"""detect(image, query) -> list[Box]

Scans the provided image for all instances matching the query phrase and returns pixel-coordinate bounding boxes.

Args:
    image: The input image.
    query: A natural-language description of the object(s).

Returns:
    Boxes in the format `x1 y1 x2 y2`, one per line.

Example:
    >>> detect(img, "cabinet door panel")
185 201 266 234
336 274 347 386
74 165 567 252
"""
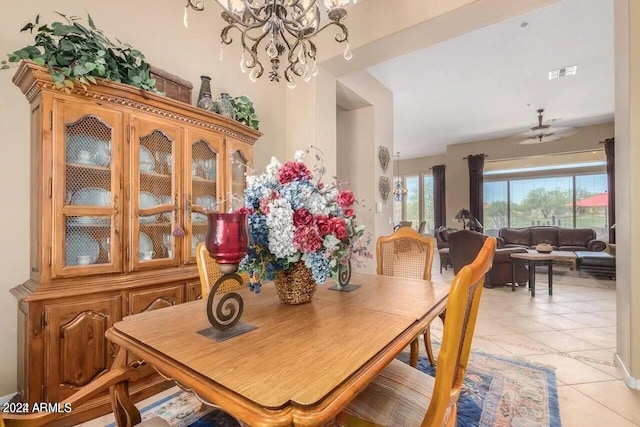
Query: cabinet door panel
130 115 181 271
225 136 253 212
184 128 223 264
128 283 184 315
45 295 121 402
52 99 124 277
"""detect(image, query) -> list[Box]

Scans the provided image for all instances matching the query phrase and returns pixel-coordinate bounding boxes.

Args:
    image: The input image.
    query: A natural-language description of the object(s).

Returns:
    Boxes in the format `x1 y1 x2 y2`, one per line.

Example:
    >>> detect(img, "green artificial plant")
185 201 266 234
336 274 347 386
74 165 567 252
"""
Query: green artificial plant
231 95 259 130
2 13 158 93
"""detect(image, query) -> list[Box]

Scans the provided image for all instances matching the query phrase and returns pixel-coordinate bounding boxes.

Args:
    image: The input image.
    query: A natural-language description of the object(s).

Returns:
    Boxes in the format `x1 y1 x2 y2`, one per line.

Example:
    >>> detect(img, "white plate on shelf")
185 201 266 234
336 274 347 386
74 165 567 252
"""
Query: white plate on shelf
140 146 155 172
66 135 111 167
139 192 160 223
66 232 99 266
191 212 207 223
68 216 110 226
196 195 216 210
71 187 111 206
139 232 153 253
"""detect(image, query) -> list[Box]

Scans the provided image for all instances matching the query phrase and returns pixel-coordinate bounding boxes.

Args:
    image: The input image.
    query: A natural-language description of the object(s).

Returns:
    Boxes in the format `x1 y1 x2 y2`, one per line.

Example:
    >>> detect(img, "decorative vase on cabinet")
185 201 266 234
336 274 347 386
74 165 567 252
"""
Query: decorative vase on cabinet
9 61 260 425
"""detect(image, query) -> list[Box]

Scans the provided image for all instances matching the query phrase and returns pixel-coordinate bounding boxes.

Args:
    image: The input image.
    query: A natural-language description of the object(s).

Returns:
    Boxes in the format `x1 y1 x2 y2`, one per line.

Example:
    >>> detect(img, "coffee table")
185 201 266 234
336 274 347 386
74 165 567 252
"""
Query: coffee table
527 249 577 271
511 252 555 297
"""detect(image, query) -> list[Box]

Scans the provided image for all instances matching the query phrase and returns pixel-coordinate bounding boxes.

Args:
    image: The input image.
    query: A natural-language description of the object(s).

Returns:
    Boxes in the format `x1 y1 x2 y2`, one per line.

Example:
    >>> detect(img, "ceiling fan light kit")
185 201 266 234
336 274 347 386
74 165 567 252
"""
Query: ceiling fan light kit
517 108 577 145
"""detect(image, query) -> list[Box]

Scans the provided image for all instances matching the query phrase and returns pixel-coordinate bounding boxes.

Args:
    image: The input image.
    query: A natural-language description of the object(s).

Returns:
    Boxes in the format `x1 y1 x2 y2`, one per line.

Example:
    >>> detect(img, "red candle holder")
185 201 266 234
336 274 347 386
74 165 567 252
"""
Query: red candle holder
205 212 249 274
199 212 256 340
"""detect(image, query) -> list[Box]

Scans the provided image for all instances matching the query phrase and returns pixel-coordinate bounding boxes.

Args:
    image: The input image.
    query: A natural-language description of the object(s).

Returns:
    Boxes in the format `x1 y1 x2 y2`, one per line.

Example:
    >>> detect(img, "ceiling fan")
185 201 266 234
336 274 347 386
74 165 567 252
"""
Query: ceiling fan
516 109 577 144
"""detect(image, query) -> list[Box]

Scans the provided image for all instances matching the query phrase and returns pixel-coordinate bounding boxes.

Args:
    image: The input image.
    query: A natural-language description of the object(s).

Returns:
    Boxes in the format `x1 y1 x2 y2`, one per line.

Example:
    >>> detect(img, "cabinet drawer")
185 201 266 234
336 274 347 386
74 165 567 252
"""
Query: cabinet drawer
127 284 184 315
186 281 202 301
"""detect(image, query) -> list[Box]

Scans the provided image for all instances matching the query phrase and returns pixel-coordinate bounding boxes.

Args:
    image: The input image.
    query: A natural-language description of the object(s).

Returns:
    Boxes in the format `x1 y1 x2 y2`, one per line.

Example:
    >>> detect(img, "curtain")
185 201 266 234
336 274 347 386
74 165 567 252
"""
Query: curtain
432 165 446 229
468 154 485 225
605 138 615 243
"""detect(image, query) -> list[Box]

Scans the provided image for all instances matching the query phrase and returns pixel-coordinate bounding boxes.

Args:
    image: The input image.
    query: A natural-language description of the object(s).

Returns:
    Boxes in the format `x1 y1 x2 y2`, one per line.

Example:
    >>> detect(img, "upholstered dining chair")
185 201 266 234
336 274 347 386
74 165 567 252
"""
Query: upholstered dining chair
376 227 438 367
338 237 496 427
0 368 169 427
196 242 247 299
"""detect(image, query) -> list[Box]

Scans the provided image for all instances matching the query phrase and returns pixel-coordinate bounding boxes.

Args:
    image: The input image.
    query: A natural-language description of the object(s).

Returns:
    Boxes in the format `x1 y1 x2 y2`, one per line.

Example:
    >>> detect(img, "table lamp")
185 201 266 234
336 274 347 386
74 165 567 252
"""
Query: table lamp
454 208 472 230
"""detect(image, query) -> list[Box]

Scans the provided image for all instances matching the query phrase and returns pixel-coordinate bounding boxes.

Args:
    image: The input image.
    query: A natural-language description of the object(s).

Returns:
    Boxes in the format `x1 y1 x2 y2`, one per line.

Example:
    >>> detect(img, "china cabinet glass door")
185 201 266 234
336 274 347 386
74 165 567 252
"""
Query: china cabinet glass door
226 137 253 212
185 129 223 264
130 116 180 270
54 102 123 277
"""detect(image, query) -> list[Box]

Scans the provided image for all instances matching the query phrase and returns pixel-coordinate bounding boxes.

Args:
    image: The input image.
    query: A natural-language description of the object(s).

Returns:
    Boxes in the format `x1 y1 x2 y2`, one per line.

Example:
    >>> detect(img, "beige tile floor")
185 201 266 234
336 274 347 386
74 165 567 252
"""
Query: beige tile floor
80 262 640 426
431 262 640 426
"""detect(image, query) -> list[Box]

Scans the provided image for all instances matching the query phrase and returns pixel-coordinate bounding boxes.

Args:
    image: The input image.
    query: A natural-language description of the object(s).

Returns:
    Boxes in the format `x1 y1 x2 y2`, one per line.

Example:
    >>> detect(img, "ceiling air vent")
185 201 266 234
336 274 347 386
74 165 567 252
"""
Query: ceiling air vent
549 65 578 80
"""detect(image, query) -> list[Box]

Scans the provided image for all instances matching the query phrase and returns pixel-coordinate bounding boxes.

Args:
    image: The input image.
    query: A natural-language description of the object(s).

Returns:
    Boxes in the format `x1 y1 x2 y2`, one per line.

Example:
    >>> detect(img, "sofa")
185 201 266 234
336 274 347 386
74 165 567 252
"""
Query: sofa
448 230 528 288
434 226 458 249
498 226 606 252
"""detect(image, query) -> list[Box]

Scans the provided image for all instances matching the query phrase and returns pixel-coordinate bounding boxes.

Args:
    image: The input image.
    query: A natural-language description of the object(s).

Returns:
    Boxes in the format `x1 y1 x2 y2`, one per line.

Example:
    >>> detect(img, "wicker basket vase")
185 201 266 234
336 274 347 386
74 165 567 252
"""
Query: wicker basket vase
274 261 317 304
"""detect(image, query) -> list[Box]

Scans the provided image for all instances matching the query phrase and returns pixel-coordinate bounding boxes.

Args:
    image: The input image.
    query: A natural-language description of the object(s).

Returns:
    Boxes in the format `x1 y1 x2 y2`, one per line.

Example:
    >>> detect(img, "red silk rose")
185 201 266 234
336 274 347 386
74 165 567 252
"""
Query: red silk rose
293 208 314 227
293 225 323 253
336 189 355 208
278 161 312 184
315 214 333 237
331 217 348 240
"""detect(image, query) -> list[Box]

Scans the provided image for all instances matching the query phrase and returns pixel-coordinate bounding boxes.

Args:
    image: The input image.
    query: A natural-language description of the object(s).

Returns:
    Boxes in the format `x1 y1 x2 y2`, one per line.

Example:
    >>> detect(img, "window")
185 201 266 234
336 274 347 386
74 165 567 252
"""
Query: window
405 175 420 228
483 173 609 241
394 174 435 234
423 175 434 234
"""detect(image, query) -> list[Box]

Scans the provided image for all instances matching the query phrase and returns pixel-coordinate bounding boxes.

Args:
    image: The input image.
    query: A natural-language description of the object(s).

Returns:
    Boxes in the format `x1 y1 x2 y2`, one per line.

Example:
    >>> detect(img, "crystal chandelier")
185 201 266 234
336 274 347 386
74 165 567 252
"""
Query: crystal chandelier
185 0 356 88
393 152 407 201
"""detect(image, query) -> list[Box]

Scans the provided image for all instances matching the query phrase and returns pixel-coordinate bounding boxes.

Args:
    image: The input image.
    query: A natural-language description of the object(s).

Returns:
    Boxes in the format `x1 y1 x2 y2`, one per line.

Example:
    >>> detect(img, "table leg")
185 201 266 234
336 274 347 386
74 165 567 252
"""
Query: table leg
548 260 553 296
512 261 516 292
110 347 141 427
529 261 536 297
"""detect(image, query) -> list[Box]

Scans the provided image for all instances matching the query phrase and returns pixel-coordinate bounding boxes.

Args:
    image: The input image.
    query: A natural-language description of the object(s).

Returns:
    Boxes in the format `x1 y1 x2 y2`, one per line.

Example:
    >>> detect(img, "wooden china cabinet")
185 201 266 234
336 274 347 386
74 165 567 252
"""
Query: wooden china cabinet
9 62 260 424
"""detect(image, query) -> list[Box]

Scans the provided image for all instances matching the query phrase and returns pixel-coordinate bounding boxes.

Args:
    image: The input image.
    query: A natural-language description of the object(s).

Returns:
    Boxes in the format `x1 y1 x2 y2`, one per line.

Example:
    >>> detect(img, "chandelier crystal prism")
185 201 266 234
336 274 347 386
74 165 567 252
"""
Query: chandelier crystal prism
186 0 356 86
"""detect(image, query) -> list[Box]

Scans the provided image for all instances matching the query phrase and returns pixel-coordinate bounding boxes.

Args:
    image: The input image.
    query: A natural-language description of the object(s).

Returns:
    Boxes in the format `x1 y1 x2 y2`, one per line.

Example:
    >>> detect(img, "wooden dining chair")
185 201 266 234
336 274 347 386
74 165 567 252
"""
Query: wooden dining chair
1 368 169 427
338 237 496 427
196 242 246 299
376 227 438 367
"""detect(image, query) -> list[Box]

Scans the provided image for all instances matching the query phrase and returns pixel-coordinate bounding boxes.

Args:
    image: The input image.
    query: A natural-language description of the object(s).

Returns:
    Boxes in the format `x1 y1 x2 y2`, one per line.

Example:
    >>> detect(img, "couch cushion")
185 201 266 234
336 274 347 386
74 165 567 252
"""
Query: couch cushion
559 245 589 252
530 227 559 246
500 228 531 246
558 228 595 247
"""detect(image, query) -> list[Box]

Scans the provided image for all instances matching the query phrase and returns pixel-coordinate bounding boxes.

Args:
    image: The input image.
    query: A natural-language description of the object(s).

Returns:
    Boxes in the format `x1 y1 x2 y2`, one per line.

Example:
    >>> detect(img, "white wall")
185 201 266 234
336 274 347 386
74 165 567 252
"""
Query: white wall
614 0 640 387
0 0 286 395
337 106 376 274
337 71 394 254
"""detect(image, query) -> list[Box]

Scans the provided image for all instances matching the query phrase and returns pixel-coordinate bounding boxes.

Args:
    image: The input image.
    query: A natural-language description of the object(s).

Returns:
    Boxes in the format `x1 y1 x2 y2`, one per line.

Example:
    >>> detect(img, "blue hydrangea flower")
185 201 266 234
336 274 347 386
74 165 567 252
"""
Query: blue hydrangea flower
304 252 331 284
280 180 315 210
248 213 269 246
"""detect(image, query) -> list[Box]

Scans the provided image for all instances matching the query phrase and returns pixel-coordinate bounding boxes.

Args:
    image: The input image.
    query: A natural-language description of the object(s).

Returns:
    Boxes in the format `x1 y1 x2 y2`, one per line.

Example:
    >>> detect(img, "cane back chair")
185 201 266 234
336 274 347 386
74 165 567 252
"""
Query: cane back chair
338 237 496 426
376 227 438 367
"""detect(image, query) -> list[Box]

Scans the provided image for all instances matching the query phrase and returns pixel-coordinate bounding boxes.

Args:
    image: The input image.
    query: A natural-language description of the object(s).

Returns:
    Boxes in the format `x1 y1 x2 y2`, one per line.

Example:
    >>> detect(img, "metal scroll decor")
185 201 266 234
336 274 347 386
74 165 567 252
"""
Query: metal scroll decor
199 273 256 342
378 146 390 172
329 260 361 292
206 273 244 331
379 176 391 203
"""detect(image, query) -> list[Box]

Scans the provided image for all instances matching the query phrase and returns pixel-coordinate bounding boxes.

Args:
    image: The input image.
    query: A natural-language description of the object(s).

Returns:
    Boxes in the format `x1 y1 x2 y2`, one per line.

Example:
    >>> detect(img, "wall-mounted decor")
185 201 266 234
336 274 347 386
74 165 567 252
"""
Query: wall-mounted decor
378 146 390 172
379 176 391 203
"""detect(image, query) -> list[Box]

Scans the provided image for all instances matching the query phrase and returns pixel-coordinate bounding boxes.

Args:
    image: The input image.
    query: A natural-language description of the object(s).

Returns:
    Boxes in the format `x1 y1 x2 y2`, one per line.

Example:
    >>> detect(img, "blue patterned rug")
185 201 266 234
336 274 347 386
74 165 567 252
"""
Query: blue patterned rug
107 351 560 426
399 351 562 427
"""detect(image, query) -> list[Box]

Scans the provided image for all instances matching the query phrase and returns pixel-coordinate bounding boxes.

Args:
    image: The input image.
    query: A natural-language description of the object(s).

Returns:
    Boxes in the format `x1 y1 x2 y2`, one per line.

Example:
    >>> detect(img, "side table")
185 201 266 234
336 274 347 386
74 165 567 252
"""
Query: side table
510 252 555 297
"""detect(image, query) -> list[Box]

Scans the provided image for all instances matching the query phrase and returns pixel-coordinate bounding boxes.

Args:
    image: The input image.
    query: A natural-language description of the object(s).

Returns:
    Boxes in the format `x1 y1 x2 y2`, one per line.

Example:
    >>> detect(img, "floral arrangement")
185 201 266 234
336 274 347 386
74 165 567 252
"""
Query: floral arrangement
238 147 372 292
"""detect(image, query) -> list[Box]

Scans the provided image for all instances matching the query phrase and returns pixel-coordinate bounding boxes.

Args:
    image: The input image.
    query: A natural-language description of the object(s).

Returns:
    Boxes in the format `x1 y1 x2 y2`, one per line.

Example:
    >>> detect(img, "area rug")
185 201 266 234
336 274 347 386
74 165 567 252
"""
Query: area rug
398 351 562 427
106 352 560 427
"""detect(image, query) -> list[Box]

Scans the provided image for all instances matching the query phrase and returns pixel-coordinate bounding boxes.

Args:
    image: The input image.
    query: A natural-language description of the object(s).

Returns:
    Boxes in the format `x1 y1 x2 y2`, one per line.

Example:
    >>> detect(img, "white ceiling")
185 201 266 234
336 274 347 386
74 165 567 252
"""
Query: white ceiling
367 0 614 159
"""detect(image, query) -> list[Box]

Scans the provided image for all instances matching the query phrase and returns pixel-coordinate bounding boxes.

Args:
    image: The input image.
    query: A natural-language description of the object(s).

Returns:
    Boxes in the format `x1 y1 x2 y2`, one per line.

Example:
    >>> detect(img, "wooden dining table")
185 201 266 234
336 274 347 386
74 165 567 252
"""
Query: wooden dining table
106 273 450 427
